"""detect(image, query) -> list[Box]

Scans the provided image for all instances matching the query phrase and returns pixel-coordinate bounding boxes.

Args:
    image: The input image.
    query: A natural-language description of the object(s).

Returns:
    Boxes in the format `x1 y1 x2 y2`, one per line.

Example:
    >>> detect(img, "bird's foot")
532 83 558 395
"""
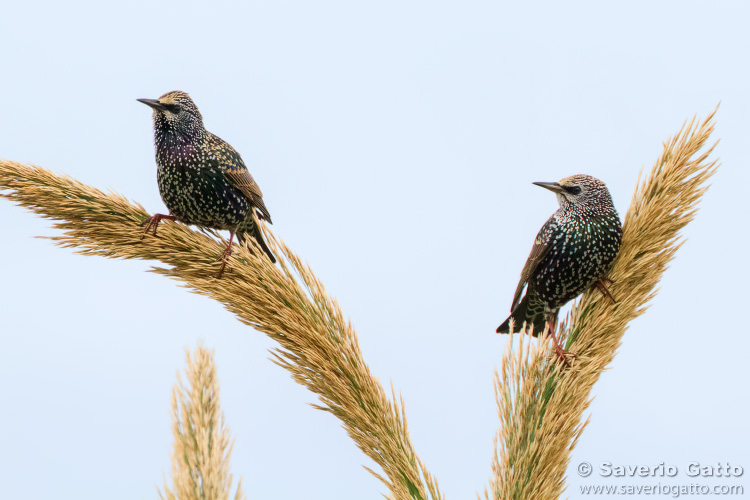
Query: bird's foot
546 322 576 367
140 213 176 239
552 343 577 367
594 277 616 304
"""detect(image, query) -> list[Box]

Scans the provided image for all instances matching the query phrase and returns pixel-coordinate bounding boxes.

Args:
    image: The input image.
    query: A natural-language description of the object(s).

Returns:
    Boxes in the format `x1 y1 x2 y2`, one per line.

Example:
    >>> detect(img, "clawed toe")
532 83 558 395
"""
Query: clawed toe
553 345 577 367
140 215 158 240
140 213 176 240
594 277 617 304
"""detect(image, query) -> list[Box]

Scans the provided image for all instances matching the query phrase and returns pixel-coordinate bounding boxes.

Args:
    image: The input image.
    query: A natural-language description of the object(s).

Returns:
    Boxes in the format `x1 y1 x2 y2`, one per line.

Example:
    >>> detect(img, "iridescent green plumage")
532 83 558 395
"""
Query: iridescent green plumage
497 175 622 362
138 90 275 272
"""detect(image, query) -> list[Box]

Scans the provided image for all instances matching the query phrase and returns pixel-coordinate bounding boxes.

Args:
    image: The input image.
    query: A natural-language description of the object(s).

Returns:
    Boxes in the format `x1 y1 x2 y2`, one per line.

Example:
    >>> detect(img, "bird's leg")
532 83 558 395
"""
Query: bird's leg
593 276 616 304
140 213 176 239
546 319 576 367
217 231 235 278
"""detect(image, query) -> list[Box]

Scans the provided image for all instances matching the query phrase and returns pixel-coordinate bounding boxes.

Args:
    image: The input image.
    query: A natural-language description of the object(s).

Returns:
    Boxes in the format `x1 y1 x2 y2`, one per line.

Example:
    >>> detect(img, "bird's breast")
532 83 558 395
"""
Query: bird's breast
154 150 250 230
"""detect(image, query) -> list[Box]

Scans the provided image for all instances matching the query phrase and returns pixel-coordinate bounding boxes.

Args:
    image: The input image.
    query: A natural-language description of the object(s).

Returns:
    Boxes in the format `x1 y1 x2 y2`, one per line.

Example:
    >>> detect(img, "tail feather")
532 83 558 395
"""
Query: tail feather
237 220 277 264
495 315 515 334
496 292 546 337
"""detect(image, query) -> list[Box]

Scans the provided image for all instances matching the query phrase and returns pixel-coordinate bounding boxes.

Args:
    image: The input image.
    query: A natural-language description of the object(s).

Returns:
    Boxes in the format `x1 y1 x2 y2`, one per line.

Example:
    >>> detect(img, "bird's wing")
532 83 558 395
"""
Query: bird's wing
208 134 273 223
224 164 273 223
511 220 553 310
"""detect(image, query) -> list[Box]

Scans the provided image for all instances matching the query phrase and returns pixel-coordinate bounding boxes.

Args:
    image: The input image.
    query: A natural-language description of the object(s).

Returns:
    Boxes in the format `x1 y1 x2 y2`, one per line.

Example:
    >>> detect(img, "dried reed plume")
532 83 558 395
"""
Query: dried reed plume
485 109 719 499
160 344 245 500
0 162 442 500
0 107 717 500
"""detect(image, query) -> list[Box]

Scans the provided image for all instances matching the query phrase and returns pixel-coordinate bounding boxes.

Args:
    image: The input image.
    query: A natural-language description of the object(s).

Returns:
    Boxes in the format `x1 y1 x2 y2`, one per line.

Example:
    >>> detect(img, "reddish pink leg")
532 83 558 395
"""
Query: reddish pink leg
216 232 235 278
594 277 616 303
547 319 576 367
141 213 176 239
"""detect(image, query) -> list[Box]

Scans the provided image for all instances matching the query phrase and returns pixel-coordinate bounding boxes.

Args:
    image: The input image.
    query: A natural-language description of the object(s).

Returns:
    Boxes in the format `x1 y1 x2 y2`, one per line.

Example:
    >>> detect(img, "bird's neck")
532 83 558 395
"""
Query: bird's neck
557 203 617 222
154 112 206 147
154 123 207 153
153 123 207 168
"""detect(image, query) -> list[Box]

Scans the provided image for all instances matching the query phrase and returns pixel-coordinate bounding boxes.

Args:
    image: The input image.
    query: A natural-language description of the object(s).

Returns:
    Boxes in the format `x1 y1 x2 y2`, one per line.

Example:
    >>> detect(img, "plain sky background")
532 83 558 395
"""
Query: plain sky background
1 1 748 499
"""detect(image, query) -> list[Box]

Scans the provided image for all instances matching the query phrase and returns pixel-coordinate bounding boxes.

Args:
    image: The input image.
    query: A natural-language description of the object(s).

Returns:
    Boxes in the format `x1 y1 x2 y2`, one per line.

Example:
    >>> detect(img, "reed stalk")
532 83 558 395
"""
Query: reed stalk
0 108 718 499
0 159 442 500
160 343 245 500
484 109 719 499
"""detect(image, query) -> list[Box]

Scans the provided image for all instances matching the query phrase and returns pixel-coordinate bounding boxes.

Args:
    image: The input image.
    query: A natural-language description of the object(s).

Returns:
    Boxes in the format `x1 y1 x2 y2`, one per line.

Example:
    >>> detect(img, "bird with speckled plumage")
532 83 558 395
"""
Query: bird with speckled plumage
138 90 276 276
496 175 622 365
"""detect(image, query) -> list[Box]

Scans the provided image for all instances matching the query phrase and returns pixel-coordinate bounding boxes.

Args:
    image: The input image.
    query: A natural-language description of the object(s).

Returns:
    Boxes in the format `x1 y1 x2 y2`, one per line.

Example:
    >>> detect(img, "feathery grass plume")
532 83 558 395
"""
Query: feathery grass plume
0 161 442 500
0 108 717 499
160 344 245 500
484 108 719 500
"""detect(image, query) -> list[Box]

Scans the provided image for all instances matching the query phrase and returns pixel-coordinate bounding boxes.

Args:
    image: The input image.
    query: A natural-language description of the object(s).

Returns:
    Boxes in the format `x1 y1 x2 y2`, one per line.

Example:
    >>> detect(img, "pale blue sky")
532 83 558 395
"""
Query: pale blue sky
1 1 748 499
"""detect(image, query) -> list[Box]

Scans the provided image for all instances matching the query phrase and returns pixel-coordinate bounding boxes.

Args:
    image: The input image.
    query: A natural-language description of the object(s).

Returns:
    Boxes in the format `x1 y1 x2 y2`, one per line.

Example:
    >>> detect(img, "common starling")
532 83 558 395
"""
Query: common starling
138 90 276 275
496 175 622 364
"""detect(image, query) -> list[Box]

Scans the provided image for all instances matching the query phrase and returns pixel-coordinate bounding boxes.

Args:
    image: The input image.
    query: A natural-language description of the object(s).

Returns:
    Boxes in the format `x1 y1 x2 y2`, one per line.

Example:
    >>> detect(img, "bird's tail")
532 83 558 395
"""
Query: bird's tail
237 218 277 264
495 314 516 335
496 293 545 337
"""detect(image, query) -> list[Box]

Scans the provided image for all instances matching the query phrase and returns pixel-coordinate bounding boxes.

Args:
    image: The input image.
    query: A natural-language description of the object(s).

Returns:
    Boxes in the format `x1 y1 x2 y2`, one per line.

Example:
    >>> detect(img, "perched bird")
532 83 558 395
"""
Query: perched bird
496 175 622 364
138 90 276 275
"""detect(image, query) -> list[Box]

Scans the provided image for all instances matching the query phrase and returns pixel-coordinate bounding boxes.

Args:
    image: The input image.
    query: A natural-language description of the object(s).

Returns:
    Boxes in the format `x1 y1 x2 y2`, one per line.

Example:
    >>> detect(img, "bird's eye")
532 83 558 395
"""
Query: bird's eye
165 104 181 114
565 185 582 195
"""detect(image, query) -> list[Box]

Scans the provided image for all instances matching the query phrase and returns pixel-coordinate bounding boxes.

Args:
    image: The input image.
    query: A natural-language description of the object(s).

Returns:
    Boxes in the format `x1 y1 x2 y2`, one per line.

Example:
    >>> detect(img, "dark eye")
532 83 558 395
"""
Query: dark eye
565 185 582 195
165 104 181 113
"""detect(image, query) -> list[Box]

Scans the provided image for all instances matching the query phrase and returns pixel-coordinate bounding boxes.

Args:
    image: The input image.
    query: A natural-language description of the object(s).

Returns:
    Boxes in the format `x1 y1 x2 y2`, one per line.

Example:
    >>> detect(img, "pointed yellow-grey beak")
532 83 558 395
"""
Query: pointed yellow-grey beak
137 98 165 111
532 181 565 193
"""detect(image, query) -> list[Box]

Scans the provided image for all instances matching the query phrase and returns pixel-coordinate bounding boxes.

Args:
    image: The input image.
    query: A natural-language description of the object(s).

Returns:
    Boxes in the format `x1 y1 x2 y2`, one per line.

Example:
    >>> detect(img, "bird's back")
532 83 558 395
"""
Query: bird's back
532 209 622 309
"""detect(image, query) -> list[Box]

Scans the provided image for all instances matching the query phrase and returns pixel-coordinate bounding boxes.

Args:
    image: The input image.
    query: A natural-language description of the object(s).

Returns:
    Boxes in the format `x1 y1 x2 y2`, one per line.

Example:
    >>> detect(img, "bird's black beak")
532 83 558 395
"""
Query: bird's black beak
533 181 565 193
137 98 165 111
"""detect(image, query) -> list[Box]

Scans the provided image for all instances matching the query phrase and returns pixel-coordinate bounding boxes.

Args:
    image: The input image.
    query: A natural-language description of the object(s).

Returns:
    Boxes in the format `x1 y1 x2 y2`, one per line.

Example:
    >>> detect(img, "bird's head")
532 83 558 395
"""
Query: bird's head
137 90 204 140
533 174 613 211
